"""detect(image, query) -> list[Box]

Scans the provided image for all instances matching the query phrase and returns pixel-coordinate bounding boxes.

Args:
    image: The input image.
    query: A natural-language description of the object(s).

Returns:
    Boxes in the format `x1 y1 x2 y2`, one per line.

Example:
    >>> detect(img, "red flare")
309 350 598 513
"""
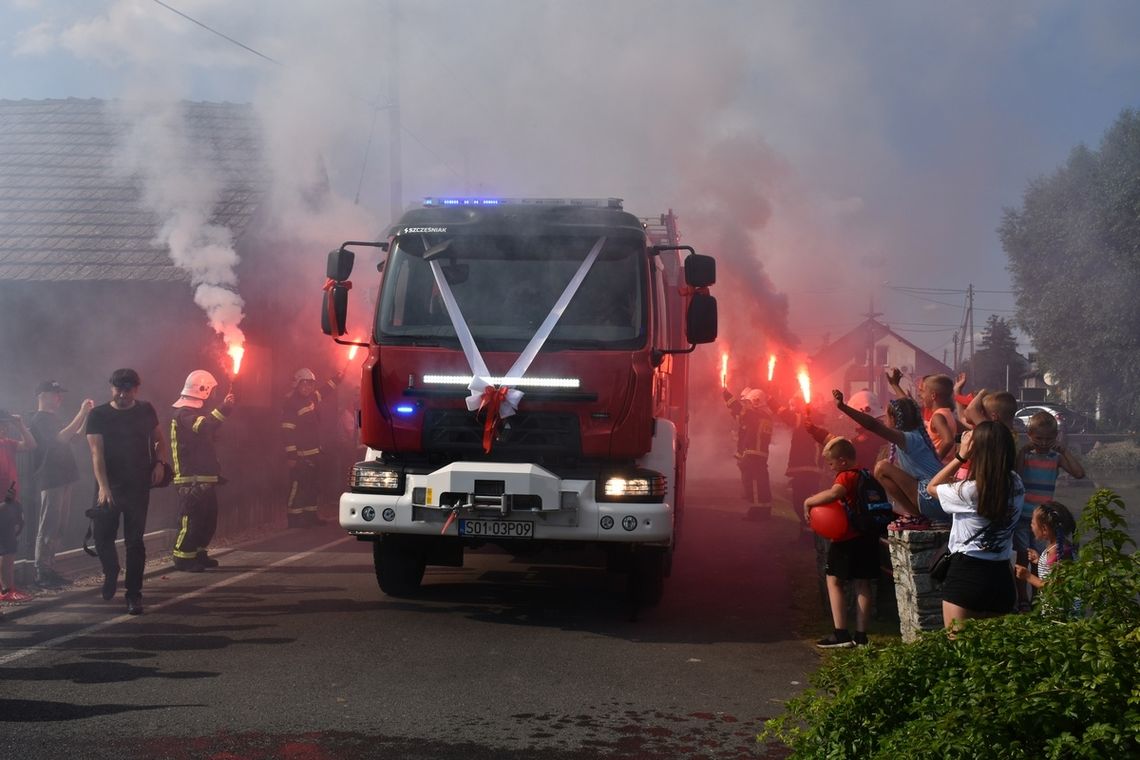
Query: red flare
796 367 811 404
228 345 245 376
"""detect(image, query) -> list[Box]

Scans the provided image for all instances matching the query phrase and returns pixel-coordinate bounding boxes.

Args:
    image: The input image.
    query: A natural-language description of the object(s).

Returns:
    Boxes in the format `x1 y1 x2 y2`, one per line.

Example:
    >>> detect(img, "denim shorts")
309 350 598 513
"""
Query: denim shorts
916 479 949 521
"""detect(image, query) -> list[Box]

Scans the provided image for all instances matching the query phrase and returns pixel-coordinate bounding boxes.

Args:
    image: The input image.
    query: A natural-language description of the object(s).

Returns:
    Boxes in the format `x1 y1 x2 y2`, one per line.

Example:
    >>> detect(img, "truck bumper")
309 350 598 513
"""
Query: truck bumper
339 462 672 545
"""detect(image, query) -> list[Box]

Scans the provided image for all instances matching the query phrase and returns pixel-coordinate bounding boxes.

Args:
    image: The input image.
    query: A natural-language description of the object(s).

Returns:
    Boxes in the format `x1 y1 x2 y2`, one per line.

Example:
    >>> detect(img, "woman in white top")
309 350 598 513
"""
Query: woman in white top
926 421 1024 628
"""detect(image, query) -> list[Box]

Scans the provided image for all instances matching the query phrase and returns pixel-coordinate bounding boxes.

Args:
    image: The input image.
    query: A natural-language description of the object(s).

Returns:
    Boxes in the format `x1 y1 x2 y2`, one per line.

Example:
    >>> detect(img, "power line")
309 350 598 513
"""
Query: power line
150 0 280 65
149 0 465 196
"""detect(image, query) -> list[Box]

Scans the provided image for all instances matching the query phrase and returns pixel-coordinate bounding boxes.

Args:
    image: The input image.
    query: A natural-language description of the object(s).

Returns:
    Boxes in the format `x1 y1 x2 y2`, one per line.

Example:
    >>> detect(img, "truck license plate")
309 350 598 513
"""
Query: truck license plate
458 519 534 539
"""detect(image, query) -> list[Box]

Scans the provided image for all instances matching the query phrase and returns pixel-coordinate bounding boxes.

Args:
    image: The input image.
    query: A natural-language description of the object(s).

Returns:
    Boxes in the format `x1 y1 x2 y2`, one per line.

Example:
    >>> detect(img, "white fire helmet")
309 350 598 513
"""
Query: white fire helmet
847 390 882 417
742 387 767 404
173 370 217 409
293 368 317 385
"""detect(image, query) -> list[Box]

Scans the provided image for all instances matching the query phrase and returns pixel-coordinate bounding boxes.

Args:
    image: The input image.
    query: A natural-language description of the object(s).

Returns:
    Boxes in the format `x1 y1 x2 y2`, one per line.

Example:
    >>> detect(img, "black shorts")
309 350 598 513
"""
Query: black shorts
942 554 1016 614
0 500 23 556
826 534 880 580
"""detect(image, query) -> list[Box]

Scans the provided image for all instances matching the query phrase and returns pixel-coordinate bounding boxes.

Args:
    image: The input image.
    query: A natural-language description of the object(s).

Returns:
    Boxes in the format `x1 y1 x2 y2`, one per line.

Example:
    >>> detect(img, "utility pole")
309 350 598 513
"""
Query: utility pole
967 283 975 367
387 0 403 222
863 296 884 397
952 330 959 372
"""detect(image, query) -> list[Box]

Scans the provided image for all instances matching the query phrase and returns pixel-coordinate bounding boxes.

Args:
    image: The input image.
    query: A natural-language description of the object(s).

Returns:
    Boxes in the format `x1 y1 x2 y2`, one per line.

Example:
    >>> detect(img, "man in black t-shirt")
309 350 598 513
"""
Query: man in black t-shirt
85 368 169 615
30 380 94 588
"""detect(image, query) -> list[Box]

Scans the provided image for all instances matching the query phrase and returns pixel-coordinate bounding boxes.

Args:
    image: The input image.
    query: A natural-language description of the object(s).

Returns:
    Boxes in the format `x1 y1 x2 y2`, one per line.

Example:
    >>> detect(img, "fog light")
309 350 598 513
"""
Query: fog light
350 462 402 493
362 506 375 521
600 515 614 530
382 507 396 522
621 515 637 531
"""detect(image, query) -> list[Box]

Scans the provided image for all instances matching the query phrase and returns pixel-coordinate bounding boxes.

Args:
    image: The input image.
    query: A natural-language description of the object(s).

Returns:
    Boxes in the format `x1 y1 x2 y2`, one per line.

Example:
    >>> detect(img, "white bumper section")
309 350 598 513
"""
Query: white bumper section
340 460 673 544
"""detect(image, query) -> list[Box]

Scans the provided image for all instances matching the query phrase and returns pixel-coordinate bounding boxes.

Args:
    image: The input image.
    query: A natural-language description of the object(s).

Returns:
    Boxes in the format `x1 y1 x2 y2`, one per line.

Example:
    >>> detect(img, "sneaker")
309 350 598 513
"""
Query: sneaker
101 572 119 601
816 632 855 649
853 632 869 647
0 588 34 603
126 595 143 616
34 572 65 589
47 569 71 585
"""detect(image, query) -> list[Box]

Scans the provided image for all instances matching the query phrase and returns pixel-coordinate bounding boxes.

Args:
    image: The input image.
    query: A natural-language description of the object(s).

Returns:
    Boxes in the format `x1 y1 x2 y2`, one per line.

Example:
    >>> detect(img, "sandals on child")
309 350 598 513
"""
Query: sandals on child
888 514 933 532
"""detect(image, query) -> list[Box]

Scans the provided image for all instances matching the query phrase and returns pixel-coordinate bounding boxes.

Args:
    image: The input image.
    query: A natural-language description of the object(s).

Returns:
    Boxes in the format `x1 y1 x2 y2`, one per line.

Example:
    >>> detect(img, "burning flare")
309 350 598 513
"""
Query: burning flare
796 367 811 404
767 354 777 383
347 343 360 361
228 344 245 376
720 352 729 389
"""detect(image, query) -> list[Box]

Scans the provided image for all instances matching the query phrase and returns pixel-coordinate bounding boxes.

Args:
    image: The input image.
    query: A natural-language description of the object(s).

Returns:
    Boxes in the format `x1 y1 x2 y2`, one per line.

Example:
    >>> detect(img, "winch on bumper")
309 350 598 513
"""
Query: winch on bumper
339 460 672 544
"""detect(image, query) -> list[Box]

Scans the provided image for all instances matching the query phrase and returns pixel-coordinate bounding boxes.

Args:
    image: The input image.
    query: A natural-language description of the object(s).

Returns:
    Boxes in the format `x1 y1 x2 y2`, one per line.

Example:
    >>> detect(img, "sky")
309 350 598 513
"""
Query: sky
3 0 1139 367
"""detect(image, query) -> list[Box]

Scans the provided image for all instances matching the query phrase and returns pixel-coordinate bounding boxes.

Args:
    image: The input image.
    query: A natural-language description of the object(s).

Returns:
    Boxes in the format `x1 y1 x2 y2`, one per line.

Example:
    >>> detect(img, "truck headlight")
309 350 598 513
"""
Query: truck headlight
350 462 404 494
598 469 667 503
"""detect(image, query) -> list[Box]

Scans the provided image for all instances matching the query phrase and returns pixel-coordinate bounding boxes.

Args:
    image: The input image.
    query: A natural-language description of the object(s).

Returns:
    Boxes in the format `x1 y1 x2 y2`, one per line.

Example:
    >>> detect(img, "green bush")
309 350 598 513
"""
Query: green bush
761 489 1140 759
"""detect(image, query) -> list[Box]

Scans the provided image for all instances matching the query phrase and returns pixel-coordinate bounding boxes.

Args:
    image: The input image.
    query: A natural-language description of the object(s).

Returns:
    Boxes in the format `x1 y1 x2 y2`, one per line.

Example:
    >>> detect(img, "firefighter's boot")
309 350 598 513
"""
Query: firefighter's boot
196 551 219 568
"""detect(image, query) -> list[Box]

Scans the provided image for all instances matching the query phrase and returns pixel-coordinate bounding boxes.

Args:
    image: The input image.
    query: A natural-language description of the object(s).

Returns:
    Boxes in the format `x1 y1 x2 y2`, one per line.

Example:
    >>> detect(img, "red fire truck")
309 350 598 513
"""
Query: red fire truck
321 197 717 605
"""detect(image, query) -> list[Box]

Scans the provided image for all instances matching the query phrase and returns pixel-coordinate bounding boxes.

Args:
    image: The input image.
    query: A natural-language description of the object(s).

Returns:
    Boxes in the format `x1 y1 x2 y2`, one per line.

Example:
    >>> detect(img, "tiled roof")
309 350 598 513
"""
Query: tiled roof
0 98 263 282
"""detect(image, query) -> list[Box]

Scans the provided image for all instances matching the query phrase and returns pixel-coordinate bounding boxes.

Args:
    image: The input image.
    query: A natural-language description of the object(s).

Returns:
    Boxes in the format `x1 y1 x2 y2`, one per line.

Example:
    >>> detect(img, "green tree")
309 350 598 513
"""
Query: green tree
1000 109 1140 428
963 315 1028 392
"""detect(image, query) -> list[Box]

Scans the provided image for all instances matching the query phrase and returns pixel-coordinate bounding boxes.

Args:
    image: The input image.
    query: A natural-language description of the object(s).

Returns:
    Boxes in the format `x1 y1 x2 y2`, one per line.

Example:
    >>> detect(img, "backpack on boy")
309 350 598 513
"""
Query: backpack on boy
842 469 894 537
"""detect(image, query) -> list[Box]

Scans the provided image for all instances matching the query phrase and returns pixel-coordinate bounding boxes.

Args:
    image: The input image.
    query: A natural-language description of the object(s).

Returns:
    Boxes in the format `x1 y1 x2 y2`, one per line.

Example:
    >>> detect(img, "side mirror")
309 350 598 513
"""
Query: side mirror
684 254 716 288
686 292 717 345
321 286 349 336
327 248 356 281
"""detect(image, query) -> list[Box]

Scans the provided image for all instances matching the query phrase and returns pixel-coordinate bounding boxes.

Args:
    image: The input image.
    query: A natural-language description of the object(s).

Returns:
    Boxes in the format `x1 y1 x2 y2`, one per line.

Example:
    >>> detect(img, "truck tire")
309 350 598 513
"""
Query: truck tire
628 547 668 608
373 535 426 597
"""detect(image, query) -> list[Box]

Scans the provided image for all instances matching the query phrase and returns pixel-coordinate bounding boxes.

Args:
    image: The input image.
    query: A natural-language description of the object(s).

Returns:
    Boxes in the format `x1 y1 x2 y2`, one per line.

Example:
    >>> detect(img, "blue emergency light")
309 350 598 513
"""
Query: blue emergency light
394 404 416 415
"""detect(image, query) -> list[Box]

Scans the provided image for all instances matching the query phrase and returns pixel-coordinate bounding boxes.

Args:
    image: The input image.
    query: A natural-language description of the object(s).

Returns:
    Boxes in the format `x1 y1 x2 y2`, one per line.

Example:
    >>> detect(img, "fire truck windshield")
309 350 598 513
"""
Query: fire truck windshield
376 235 646 351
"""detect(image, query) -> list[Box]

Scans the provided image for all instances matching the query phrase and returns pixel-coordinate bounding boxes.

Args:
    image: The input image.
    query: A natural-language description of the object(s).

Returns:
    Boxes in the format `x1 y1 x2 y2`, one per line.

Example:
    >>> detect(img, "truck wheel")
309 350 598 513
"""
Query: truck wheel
373 536 426 597
628 547 668 608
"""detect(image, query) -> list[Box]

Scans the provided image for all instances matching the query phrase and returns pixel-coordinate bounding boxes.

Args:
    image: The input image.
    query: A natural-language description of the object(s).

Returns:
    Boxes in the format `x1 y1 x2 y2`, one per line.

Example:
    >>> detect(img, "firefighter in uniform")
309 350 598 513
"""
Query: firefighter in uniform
282 368 339 527
779 396 823 535
724 386 775 519
170 370 234 572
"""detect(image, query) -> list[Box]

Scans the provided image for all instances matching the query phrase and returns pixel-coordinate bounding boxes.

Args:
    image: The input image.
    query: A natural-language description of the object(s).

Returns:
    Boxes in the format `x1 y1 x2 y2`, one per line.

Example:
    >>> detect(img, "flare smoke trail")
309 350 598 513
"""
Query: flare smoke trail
114 96 246 356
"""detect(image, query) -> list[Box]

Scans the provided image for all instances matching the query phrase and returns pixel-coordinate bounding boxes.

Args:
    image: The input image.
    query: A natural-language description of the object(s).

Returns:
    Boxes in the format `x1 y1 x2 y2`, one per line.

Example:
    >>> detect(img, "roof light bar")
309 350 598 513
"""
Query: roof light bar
423 197 623 209
423 374 581 389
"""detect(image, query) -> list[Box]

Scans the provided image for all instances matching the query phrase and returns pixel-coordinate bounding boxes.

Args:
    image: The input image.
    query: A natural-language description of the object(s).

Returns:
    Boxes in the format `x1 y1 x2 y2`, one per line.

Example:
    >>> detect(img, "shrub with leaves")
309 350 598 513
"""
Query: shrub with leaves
761 488 1140 759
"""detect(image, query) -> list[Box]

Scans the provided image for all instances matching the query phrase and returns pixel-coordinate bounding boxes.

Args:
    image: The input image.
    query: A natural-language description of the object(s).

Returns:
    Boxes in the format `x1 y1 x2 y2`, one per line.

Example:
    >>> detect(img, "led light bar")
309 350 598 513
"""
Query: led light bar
422 374 581 389
422 197 623 209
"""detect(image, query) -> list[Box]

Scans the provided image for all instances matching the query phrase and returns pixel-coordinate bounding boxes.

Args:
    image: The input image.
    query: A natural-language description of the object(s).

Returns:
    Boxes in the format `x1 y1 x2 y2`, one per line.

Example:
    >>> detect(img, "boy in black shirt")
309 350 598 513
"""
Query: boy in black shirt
85 369 169 615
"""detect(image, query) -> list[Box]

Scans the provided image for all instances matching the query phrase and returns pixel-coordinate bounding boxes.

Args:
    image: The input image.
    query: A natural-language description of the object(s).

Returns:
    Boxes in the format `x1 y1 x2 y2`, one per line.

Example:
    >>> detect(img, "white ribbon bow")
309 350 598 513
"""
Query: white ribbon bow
428 236 606 420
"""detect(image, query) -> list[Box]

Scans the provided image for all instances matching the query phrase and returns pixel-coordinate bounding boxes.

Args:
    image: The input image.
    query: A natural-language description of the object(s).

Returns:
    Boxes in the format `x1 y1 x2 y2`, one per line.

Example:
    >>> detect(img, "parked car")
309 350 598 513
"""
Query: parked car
1014 403 1095 434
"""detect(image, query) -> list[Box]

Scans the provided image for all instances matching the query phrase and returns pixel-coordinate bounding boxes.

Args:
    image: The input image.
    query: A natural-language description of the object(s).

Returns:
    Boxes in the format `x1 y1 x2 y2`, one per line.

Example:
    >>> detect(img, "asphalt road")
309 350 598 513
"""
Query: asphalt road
0 483 820 760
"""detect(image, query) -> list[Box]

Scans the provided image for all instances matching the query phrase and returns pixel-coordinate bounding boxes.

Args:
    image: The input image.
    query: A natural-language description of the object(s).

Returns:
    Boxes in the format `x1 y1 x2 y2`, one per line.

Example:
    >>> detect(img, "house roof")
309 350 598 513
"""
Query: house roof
0 98 263 282
812 317 953 376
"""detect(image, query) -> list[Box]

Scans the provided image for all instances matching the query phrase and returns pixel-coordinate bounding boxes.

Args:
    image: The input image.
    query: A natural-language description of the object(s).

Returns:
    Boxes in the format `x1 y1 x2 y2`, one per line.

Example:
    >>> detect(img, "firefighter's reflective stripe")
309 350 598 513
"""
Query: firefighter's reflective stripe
170 419 183 482
297 448 320 457
280 422 296 430
285 445 297 453
297 404 316 416
212 408 227 422
192 415 207 433
173 514 197 559
173 474 219 485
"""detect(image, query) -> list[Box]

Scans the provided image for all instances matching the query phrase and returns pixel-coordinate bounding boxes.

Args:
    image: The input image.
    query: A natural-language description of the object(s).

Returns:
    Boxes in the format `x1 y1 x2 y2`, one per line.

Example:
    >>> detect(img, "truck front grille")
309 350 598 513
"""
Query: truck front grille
422 410 581 460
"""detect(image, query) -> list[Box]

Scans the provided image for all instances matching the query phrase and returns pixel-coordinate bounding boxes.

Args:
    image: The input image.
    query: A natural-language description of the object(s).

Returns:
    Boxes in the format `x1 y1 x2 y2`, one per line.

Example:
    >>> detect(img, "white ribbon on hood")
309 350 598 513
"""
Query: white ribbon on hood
428 236 607 419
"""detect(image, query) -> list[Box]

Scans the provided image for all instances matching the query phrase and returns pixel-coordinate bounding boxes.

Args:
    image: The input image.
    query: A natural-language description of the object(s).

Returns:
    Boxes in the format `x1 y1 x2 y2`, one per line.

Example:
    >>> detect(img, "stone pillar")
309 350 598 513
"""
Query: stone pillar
887 527 949 642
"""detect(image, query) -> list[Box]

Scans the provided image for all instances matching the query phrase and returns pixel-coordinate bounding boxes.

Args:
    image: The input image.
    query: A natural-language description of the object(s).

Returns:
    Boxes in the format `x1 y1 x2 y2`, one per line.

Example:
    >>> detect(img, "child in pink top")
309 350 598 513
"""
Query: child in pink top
0 412 38 603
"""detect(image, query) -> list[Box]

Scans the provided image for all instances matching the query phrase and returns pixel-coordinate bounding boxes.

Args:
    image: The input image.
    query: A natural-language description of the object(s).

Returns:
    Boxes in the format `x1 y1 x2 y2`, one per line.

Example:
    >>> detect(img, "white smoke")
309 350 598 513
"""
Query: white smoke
112 93 246 354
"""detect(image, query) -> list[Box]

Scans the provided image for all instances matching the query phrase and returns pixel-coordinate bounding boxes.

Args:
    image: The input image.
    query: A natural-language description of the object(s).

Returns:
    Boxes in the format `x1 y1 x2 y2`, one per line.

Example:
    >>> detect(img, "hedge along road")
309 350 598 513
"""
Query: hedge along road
0 482 820 760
